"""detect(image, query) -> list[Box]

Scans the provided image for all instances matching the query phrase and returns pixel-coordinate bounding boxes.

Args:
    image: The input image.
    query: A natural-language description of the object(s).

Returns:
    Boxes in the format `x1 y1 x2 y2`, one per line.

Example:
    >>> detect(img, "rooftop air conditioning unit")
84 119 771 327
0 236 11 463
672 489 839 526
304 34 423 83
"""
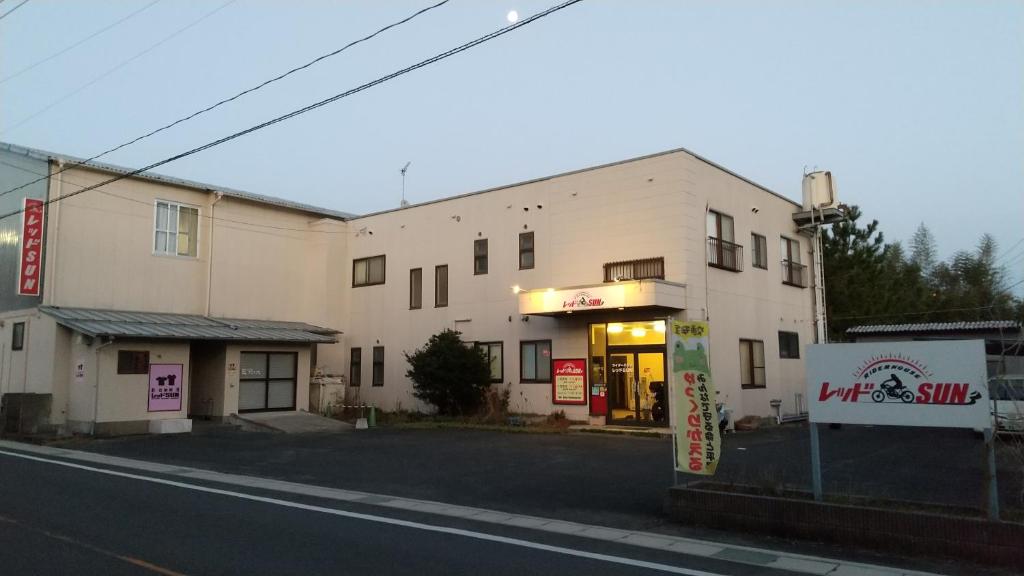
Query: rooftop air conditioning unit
801 171 838 211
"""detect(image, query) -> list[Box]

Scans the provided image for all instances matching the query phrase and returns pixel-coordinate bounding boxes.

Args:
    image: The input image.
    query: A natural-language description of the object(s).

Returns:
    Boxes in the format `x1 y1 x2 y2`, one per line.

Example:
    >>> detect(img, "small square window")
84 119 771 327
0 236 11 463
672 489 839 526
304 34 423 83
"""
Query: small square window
520 340 551 383
117 350 150 374
778 331 800 359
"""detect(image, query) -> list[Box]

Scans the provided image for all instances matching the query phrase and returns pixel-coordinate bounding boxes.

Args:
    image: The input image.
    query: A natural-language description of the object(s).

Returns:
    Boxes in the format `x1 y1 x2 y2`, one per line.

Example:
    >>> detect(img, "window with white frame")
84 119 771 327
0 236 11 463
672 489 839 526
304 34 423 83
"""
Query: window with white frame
154 201 199 257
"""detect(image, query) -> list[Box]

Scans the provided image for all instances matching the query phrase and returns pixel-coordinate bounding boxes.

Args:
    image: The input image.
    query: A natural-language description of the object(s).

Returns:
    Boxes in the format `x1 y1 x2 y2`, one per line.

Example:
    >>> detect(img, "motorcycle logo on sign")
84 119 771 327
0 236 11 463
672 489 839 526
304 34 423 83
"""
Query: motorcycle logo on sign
817 352 983 406
562 291 604 309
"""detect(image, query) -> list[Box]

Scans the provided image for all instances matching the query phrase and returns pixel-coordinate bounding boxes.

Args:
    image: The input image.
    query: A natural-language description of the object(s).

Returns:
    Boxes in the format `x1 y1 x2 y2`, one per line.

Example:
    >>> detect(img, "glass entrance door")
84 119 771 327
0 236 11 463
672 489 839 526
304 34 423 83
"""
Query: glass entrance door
607 349 666 426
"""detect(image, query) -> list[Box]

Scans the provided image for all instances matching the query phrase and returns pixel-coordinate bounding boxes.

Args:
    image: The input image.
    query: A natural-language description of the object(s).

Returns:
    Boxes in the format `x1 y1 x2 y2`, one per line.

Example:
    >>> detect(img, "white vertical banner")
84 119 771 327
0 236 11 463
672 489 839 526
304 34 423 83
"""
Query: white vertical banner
669 320 720 475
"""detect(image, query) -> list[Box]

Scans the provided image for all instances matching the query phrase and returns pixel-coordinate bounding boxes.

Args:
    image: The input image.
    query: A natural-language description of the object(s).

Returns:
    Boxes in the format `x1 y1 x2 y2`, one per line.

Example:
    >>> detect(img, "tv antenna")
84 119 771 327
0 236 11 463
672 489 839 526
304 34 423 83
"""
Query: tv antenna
400 161 411 207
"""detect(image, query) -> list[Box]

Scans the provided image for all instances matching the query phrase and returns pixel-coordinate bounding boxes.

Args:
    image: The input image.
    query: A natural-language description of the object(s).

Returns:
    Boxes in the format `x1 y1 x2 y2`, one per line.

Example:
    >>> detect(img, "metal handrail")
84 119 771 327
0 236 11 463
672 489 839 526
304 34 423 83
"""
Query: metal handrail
707 237 743 271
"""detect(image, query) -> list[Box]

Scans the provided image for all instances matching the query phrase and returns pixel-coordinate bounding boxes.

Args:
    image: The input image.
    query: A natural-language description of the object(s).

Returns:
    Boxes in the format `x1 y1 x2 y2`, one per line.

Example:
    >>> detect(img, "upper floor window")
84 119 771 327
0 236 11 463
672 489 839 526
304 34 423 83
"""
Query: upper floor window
707 210 734 242
707 210 742 271
519 232 535 270
781 237 807 287
353 255 386 287
751 233 768 269
435 265 448 307
154 200 199 257
409 268 422 309
474 239 488 275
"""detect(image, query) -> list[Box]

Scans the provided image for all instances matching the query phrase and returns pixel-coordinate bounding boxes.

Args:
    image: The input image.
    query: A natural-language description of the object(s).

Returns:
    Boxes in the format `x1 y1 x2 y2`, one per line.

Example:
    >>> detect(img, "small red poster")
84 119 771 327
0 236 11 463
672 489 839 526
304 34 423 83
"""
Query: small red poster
552 359 587 405
18 198 44 296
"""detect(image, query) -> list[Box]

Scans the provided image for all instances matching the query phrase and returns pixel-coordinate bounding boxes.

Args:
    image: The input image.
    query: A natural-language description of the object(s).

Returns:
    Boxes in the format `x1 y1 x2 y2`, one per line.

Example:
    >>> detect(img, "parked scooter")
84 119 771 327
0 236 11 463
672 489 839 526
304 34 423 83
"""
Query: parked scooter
716 391 731 433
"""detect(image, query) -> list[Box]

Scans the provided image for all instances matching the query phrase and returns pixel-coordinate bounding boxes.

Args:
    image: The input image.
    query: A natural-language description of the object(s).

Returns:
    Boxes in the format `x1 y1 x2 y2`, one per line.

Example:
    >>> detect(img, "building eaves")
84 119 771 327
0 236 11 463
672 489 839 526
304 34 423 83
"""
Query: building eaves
39 306 340 343
847 321 1022 336
0 141 356 221
350 145 802 220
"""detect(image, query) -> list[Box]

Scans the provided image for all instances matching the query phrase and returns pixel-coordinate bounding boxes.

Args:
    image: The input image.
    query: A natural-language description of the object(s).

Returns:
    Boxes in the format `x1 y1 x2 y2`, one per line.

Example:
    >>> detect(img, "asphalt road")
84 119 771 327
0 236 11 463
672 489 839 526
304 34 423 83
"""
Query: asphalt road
0 446 807 576
62 422 1022 575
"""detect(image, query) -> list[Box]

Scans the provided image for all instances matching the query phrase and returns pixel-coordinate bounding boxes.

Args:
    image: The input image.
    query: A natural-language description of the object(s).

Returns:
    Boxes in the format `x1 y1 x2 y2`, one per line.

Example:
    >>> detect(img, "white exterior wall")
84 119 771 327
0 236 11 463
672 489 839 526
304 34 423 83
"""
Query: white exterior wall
12 147 815 429
342 150 815 420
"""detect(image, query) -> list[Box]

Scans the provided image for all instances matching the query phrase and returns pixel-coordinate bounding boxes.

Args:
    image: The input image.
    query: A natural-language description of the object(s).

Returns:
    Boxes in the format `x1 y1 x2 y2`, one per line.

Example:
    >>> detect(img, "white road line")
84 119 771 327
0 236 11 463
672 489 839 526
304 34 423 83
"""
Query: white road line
0 449 724 576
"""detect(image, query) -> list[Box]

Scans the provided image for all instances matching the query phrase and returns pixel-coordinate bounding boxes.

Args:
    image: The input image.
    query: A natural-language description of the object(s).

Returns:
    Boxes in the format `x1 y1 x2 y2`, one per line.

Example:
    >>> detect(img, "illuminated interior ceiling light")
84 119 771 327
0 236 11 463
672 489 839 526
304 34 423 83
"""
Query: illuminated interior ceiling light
607 323 623 334
654 321 666 333
631 327 647 338
546 287 554 293
512 285 521 294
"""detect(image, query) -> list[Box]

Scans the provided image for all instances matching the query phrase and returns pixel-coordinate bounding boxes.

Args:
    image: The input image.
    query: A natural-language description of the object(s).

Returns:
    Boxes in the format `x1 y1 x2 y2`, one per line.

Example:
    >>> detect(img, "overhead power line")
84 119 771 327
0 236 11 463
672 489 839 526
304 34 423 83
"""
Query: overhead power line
0 0 585 224
0 0 238 135
0 0 29 21
0 0 163 85
0 0 452 200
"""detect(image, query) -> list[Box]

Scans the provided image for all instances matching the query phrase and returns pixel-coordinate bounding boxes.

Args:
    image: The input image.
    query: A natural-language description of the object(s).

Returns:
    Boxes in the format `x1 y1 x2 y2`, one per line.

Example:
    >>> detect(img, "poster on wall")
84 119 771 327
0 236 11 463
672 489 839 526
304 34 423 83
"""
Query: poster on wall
806 340 989 429
669 321 720 476
148 363 183 412
17 198 44 296
552 359 587 405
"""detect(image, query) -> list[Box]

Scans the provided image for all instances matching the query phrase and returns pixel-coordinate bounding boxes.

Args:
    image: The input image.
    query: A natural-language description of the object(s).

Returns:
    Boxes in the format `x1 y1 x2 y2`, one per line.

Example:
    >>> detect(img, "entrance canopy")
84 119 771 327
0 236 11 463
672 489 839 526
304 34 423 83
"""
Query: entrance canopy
40 306 339 343
517 279 686 317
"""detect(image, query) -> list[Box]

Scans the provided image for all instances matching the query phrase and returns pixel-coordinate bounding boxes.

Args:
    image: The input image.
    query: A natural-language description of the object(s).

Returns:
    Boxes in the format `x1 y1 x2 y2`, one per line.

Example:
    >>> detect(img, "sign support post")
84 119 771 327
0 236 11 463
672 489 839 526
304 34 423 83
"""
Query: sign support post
809 422 823 501
984 427 999 521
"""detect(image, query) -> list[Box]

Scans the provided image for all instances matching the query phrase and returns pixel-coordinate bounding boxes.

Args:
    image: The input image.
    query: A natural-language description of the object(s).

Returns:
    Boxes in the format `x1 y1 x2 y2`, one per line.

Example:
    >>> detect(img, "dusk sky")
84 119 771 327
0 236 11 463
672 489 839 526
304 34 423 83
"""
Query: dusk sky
2 0 1021 291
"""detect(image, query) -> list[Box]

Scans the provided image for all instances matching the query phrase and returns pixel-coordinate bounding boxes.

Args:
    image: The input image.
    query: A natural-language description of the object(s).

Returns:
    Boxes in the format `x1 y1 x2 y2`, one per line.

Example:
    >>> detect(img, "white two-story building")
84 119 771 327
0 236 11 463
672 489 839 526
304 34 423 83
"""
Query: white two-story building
0 142 819 434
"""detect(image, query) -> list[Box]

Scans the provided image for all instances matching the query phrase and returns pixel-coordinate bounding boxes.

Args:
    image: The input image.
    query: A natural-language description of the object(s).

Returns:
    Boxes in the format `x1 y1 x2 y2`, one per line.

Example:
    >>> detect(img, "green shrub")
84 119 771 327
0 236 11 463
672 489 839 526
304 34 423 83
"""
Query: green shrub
405 329 491 416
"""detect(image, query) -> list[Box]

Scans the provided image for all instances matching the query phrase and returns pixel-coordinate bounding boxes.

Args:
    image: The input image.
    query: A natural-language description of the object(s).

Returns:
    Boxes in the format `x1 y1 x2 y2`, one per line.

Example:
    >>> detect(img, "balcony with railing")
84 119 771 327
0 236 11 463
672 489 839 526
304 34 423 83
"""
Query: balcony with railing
782 259 808 287
604 257 665 283
707 237 743 272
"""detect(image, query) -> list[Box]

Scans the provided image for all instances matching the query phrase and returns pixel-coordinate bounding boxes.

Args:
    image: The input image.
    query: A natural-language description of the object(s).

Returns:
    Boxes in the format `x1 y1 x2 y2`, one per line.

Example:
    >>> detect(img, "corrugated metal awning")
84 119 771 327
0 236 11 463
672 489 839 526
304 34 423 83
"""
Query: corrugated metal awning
39 306 339 343
847 321 1021 336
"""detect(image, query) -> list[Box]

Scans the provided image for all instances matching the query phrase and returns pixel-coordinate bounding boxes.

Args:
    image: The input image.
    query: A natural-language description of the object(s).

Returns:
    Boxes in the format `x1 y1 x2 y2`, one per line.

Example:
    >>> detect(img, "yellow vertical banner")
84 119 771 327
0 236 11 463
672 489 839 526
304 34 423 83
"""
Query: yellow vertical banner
670 321 720 475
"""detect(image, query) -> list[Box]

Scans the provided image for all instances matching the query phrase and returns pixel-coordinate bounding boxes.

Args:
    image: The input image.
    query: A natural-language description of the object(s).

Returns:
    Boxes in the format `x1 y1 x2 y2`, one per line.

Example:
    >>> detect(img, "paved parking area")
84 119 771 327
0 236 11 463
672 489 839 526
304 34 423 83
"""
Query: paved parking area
55 422 1023 575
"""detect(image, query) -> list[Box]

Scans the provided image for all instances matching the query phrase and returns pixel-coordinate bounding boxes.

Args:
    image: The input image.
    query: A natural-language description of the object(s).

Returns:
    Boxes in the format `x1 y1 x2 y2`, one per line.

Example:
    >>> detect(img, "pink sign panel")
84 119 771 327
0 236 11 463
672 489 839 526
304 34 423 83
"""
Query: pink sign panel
148 363 183 412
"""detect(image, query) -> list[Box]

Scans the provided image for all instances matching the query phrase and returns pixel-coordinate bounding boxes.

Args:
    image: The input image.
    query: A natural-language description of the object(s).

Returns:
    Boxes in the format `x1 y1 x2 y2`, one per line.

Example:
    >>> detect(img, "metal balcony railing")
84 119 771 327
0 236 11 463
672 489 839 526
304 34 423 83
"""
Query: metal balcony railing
604 257 665 282
782 259 808 287
707 237 743 272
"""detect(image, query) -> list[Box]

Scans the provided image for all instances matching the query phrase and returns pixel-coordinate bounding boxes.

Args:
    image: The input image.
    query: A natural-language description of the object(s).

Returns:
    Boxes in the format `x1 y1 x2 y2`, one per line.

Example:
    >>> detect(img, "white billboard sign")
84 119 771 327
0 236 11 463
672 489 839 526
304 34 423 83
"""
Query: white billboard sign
806 340 990 429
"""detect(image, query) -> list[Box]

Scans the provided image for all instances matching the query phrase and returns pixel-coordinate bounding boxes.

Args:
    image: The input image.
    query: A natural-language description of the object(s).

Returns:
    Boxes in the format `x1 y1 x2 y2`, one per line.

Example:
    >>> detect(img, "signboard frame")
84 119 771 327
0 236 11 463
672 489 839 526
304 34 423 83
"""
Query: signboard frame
148 363 183 412
17 197 44 296
552 358 588 406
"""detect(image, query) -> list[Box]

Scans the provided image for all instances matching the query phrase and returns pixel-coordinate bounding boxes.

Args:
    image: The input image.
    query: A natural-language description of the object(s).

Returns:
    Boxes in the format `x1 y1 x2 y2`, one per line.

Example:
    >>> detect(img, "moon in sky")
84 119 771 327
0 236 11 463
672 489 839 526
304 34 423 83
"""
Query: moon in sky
506 10 519 23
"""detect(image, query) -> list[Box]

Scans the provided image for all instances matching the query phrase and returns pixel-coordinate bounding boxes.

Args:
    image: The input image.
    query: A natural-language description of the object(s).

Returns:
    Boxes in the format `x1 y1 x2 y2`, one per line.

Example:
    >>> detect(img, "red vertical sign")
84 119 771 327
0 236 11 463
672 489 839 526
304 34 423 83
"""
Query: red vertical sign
18 198 44 296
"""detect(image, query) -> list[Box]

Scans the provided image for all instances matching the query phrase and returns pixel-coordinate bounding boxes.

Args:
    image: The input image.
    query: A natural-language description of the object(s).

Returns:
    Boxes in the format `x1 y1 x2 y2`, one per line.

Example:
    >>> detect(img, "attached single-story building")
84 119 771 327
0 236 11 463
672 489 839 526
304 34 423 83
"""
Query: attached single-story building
847 321 1023 377
0 140 827 434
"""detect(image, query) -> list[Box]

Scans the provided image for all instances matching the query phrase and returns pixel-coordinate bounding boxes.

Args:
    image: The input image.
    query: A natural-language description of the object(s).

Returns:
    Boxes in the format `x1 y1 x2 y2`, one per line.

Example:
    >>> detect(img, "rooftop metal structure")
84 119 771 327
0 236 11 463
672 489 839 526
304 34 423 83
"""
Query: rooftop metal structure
40 306 340 343
0 141 356 220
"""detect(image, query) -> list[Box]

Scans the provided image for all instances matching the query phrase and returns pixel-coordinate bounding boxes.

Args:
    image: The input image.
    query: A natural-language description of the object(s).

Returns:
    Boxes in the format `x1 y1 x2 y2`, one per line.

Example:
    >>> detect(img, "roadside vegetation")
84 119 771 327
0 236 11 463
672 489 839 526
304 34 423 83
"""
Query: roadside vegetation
823 206 1023 339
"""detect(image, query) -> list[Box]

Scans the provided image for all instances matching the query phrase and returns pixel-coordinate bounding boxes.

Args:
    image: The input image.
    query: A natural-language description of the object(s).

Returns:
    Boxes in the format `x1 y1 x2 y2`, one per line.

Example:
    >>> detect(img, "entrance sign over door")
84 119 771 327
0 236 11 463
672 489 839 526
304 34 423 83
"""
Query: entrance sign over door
669 321 720 475
552 359 587 405
806 340 989 429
